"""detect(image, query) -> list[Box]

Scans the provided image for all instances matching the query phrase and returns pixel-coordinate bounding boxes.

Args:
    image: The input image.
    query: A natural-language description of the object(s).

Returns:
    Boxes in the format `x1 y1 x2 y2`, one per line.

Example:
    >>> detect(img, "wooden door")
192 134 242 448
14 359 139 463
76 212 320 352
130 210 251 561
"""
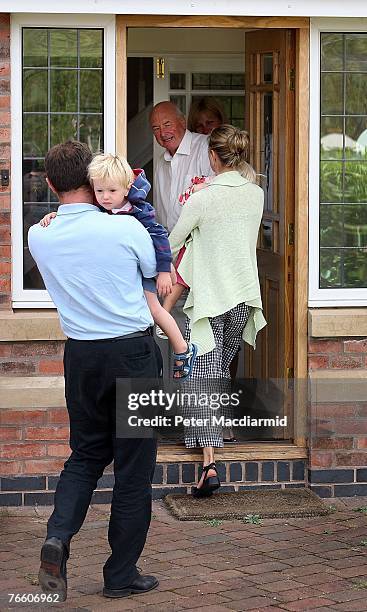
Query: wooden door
245 30 295 382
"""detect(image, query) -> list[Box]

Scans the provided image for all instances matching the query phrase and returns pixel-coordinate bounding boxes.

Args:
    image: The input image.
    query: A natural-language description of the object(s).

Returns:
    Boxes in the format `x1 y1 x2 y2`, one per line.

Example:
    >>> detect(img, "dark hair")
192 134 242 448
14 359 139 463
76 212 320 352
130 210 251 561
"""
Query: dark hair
44 141 93 193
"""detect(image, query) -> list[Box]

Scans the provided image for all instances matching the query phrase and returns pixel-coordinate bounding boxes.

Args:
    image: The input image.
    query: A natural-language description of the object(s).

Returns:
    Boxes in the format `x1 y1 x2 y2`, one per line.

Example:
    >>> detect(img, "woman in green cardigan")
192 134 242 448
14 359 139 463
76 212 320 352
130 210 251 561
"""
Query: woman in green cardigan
169 125 266 497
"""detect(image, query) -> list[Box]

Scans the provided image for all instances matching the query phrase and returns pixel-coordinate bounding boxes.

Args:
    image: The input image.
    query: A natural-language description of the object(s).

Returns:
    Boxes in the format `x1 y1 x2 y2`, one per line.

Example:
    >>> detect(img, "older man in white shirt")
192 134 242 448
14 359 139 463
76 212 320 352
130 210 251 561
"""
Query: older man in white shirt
150 101 213 232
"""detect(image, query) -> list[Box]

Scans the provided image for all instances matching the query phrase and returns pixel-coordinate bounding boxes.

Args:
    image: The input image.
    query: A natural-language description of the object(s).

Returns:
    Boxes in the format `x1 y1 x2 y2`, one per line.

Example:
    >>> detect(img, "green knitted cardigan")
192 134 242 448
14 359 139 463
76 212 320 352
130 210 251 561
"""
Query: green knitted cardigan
169 170 267 356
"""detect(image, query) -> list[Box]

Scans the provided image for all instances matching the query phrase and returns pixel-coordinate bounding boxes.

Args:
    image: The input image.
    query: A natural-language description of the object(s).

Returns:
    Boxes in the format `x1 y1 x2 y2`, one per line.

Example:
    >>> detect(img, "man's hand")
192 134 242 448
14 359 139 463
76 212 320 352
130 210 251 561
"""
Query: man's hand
40 212 57 227
156 271 172 297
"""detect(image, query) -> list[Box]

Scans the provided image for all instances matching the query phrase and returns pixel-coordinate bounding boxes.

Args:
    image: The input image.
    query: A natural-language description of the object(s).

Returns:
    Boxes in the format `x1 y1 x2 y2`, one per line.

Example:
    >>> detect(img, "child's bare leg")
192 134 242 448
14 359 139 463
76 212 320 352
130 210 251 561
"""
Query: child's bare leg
163 283 186 313
144 291 187 354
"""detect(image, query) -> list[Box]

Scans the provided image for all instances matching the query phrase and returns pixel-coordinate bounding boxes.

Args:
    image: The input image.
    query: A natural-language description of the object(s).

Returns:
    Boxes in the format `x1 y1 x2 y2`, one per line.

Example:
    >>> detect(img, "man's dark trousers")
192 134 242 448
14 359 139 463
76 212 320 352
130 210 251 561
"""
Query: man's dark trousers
46 334 162 589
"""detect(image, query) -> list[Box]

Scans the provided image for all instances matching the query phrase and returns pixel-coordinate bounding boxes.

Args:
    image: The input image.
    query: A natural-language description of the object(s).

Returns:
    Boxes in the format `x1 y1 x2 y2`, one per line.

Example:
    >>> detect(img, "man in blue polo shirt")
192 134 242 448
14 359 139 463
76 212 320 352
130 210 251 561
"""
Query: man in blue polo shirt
28 141 162 602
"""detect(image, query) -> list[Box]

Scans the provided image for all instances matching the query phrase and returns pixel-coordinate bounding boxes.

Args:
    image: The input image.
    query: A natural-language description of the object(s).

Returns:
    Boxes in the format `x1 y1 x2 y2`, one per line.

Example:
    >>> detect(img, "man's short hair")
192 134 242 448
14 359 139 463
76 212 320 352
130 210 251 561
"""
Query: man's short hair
45 141 93 193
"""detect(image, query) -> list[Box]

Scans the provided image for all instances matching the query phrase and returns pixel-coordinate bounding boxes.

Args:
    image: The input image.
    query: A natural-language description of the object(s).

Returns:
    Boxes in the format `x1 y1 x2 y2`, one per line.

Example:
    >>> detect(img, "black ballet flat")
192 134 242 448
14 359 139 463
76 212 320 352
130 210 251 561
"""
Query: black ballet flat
191 462 221 498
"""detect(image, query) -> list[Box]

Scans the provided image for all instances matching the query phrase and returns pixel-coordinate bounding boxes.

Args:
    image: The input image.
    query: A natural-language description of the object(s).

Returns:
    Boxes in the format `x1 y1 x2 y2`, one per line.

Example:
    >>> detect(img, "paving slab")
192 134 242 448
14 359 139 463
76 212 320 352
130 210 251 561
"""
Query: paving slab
0 497 366 610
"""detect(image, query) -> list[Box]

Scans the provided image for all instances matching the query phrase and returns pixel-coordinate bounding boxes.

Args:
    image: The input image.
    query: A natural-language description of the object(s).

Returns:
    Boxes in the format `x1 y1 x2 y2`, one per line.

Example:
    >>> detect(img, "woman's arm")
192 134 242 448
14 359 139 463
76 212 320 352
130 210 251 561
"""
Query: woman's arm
169 195 204 258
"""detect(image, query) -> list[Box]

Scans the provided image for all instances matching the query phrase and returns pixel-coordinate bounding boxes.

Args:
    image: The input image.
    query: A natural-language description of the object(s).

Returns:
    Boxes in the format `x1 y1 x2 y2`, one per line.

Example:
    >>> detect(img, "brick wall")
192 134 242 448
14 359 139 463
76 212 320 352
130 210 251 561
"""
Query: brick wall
0 341 65 375
0 14 10 310
308 336 367 497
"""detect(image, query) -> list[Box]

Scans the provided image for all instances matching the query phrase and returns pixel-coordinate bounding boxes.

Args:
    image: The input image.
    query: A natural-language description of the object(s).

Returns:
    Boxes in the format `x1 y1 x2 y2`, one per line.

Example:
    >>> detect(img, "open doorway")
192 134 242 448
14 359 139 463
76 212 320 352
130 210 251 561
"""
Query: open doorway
125 25 296 443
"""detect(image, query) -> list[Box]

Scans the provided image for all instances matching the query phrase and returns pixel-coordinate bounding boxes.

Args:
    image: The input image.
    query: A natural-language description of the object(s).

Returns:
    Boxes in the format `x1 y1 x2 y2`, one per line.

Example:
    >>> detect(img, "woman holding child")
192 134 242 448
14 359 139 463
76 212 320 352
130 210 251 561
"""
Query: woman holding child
168 125 266 497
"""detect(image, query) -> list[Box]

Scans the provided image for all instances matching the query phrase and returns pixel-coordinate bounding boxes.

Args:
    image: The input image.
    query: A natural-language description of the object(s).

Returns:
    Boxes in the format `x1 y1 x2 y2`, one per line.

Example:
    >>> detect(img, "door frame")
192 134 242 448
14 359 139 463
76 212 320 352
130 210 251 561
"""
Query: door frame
116 15 310 456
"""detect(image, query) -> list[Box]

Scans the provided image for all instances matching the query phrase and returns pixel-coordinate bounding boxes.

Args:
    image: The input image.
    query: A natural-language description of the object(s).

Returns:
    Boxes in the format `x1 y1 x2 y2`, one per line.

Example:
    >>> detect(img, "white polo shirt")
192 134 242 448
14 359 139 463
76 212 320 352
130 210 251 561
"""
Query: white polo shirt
153 130 213 233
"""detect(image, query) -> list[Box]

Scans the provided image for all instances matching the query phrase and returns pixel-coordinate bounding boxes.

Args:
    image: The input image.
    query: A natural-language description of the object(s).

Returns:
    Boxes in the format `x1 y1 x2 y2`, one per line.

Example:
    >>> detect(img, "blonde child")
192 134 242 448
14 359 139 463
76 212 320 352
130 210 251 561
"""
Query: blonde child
41 153 197 379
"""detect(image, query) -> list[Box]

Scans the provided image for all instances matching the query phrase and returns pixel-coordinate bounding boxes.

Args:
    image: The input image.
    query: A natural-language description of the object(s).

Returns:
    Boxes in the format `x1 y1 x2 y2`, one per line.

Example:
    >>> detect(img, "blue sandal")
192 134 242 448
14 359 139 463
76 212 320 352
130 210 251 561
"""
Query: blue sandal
173 343 198 380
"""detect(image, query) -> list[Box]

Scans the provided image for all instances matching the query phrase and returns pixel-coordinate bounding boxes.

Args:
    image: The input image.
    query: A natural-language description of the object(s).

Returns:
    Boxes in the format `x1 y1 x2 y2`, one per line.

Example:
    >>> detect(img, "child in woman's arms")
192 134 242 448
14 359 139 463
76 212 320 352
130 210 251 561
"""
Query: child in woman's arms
40 153 197 380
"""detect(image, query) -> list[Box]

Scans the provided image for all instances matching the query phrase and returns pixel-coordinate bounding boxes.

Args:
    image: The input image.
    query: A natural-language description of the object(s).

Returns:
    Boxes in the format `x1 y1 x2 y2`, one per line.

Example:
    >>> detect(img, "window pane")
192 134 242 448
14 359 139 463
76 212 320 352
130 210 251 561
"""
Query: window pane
262 54 273 84
232 96 245 118
345 116 367 159
320 116 344 159
321 33 344 71
344 205 367 247
231 73 245 89
80 70 103 113
79 29 103 68
320 249 342 288
21 27 104 292
50 29 77 67
320 161 343 203
345 73 367 115
50 114 78 146
192 73 209 90
50 70 78 112
321 73 344 114
170 73 186 90
23 29 48 67
23 115 48 158
344 161 367 202
79 115 103 153
346 34 367 72
23 160 48 203
23 69 48 112
344 250 367 287
170 95 186 114
320 205 343 247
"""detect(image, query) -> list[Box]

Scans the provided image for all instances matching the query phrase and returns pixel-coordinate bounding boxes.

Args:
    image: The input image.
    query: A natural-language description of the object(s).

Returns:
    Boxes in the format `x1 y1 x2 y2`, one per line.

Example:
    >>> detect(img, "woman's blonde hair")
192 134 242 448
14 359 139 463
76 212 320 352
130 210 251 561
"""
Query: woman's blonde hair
208 124 257 183
88 153 134 188
187 97 227 132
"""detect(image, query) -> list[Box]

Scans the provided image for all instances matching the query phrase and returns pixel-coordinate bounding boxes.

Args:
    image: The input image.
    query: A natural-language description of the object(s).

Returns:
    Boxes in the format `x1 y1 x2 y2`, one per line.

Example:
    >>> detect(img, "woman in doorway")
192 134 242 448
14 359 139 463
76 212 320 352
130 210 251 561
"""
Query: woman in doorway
169 125 266 497
187 97 227 135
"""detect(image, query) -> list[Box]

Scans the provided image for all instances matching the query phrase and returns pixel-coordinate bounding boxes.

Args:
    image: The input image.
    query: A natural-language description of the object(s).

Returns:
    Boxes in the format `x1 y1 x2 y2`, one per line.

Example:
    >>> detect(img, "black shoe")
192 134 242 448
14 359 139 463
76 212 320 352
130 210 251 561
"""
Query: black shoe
103 574 159 598
38 537 68 602
192 462 221 498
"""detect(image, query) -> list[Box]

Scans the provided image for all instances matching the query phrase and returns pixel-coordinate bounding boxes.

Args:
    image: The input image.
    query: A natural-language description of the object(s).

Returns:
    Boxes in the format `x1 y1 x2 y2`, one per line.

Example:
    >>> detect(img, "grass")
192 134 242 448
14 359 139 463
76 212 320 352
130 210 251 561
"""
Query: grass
352 506 367 514
352 579 367 590
204 518 223 527
243 514 262 525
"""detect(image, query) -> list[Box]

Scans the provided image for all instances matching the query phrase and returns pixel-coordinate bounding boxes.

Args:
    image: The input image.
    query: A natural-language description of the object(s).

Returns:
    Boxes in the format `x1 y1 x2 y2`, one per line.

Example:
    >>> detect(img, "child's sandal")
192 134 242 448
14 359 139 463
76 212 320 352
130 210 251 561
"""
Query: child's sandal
173 343 198 380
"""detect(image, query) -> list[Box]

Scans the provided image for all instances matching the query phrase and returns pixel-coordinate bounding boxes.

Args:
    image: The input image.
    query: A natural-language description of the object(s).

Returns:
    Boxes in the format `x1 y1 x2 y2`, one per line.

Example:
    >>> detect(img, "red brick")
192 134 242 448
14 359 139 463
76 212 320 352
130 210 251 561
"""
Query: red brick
0 460 22 475
0 111 9 125
335 451 367 466
0 361 36 374
0 15 10 27
24 426 69 441
0 442 46 459
312 437 354 450
11 341 64 357
0 127 10 141
0 225 10 243
0 261 10 274
0 194 10 210
308 339 342 353
330 355 362 369
47 443 70 457
344 339 367 353
23 458 65 474
38 359 64 375
0 95 10 109
0 244 10 257
356 438 367 449
310 451 333 468
311 404 357 418
48 409 69 425
0 211 10 224
0 410 46 425
308 355 329 370
334 420 367 434
0 277 10 291
0 343 11 356
0 427 21 441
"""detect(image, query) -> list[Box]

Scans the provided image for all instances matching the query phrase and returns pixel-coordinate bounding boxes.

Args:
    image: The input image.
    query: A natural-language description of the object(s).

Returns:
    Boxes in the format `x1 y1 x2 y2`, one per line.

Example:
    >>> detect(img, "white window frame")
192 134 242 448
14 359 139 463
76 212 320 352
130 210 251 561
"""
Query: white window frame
11 13 116 308
309 17 367 307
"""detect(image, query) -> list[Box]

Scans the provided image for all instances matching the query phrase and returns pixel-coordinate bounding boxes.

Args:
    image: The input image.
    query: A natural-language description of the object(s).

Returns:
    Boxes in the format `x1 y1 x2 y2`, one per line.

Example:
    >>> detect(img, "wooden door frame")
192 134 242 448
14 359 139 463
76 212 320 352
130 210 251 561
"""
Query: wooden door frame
116 15 309 459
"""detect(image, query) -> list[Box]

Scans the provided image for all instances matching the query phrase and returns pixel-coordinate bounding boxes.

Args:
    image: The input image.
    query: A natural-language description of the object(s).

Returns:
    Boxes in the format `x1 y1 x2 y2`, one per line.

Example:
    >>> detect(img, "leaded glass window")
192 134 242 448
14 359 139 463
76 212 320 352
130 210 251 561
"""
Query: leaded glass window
320 32 367 288
22 27 104 290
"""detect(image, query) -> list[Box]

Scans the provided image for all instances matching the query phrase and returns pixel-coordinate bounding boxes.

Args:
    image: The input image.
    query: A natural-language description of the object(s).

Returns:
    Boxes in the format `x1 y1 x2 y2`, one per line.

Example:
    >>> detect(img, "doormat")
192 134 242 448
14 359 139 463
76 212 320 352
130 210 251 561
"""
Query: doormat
164 488 331 521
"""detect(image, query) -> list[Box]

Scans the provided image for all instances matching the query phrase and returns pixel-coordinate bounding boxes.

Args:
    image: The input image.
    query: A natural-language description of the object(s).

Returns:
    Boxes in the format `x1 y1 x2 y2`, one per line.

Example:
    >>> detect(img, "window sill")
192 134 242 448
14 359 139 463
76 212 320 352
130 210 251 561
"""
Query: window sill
0 310 65 342
309 308 367 338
